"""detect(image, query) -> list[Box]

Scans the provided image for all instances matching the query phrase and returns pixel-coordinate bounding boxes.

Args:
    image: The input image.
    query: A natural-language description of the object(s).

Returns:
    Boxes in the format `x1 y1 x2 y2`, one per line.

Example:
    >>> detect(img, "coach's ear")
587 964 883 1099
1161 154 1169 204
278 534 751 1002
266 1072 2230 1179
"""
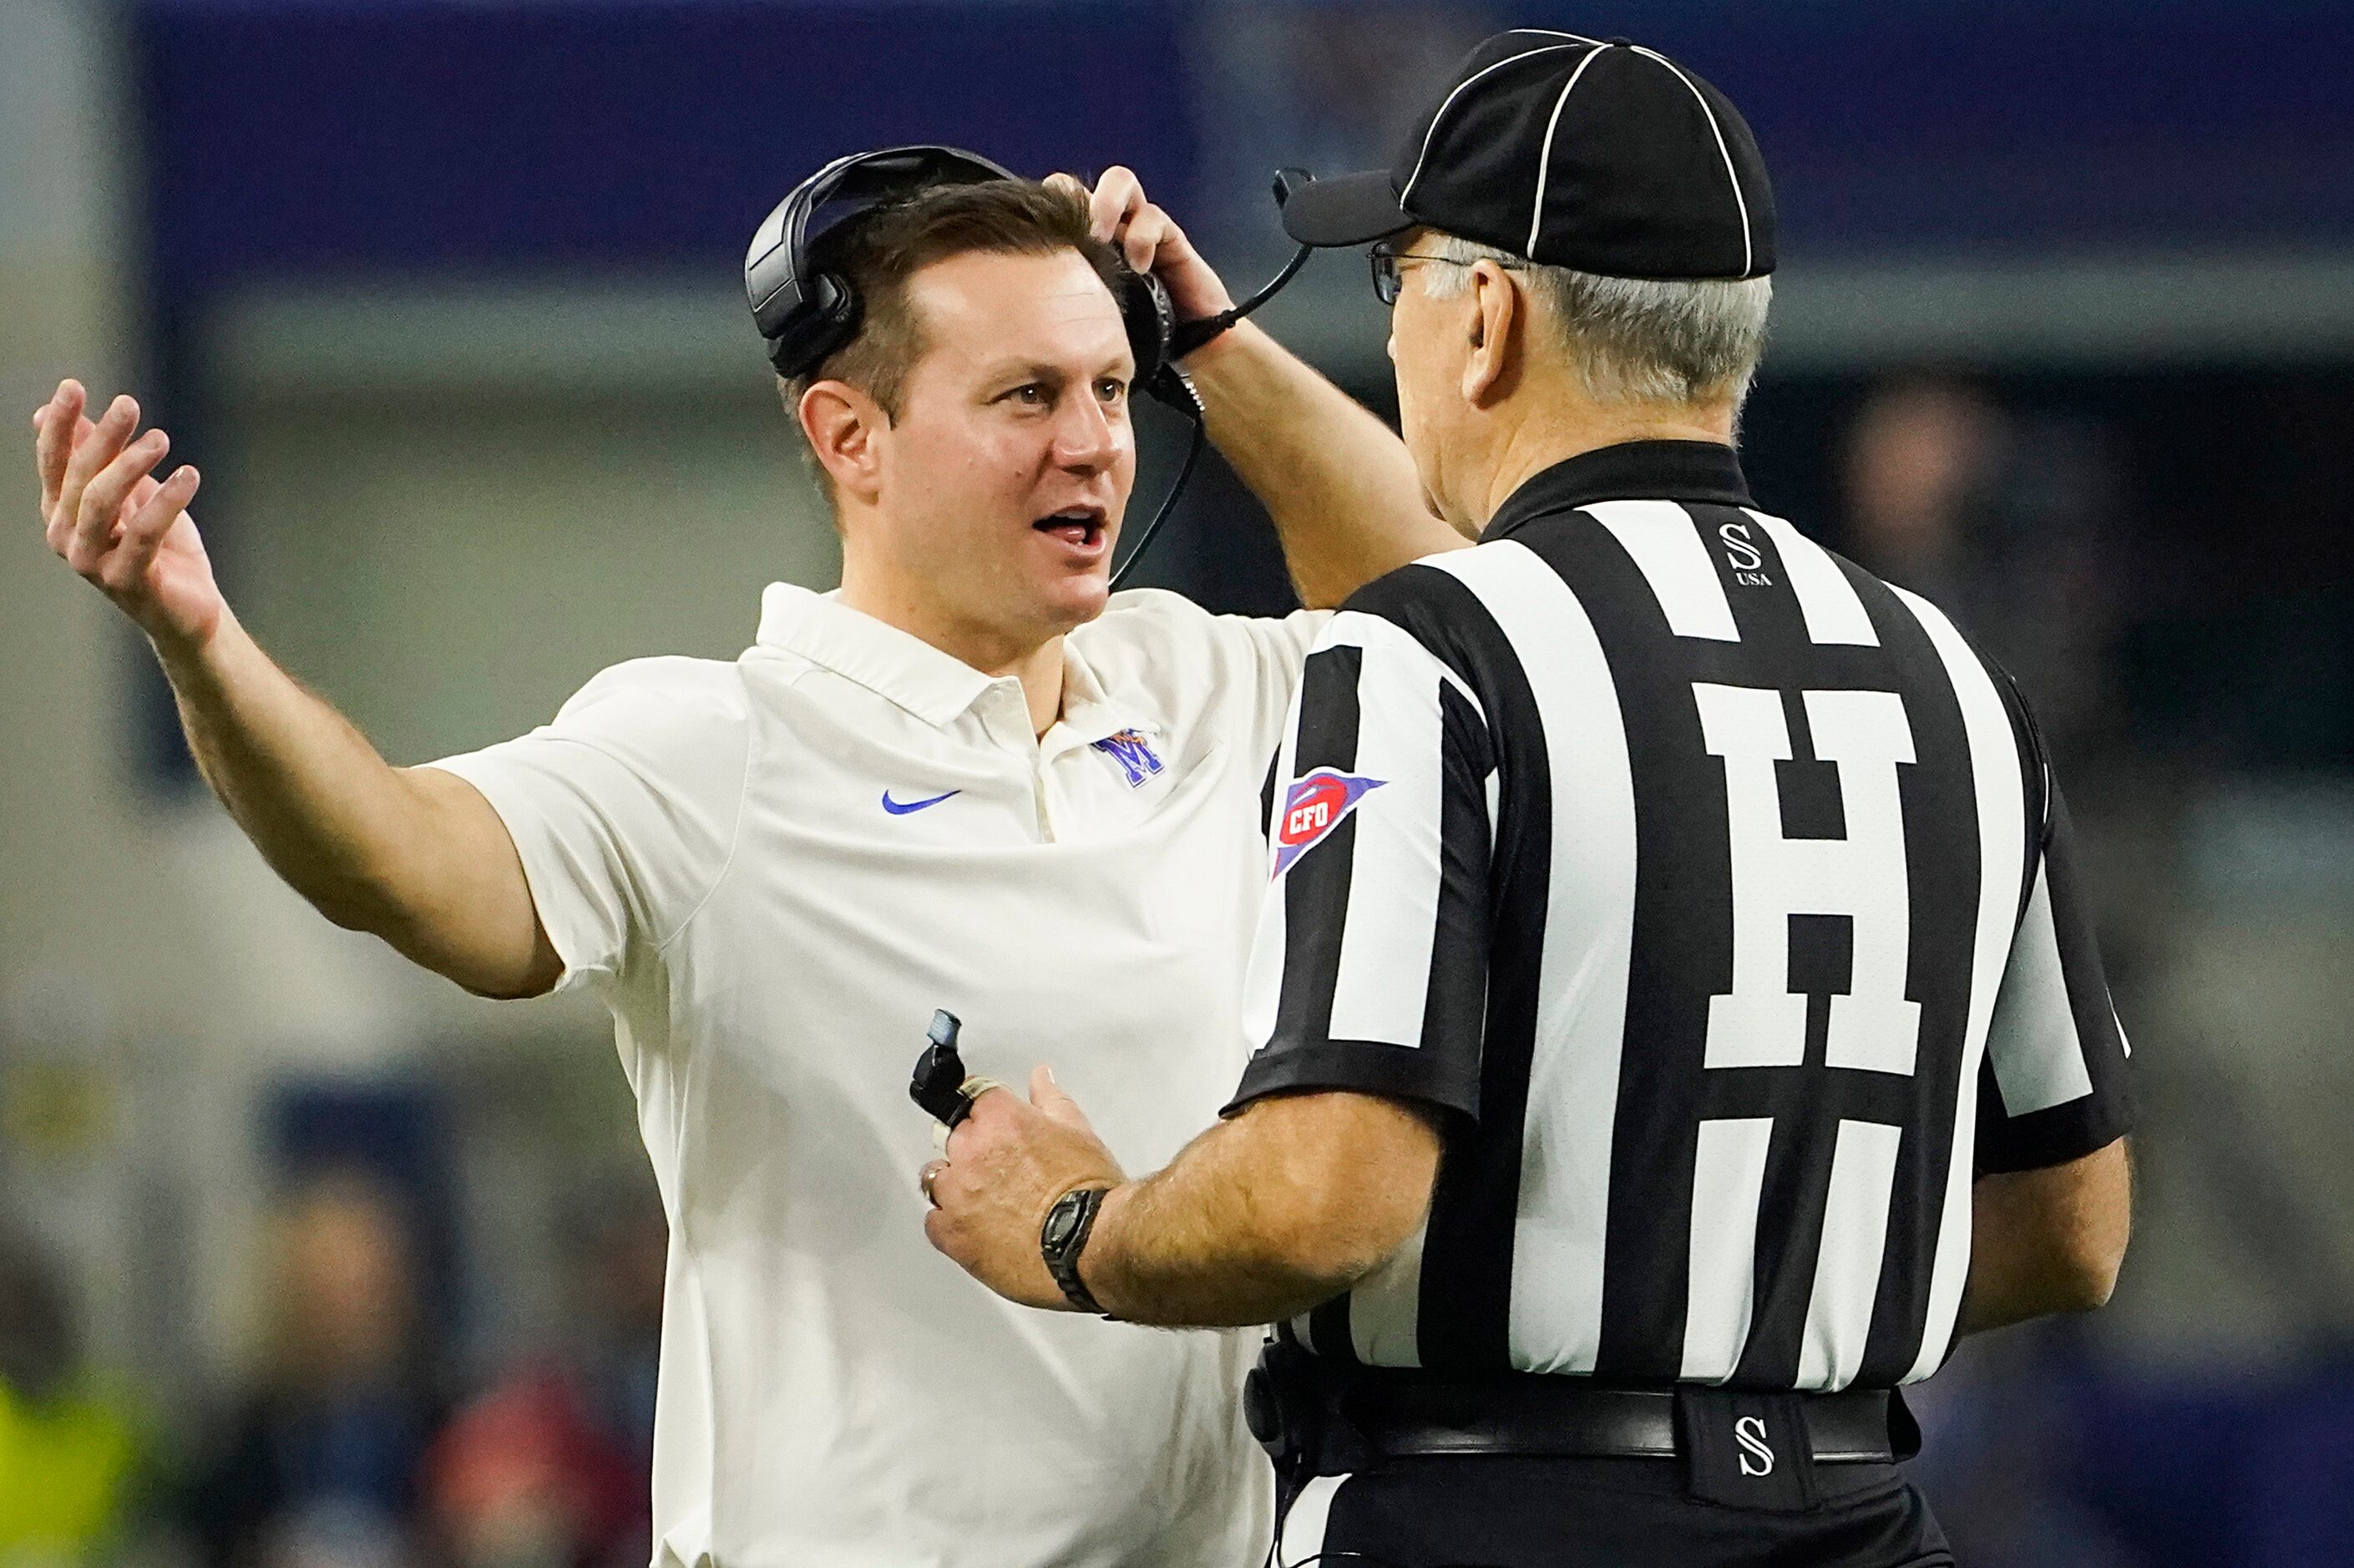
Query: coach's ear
800 379 888 503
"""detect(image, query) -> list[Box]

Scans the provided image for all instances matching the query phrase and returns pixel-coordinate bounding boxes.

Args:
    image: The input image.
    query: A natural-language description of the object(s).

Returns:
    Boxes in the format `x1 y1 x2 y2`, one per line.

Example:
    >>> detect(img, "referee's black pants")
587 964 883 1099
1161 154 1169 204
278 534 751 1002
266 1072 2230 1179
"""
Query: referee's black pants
1274 1454 1955 1567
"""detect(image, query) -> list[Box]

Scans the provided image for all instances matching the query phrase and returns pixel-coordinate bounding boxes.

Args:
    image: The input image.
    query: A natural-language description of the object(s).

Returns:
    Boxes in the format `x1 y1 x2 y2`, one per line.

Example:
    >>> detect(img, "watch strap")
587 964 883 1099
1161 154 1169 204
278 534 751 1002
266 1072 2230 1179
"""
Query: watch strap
1041 1185 1114 1317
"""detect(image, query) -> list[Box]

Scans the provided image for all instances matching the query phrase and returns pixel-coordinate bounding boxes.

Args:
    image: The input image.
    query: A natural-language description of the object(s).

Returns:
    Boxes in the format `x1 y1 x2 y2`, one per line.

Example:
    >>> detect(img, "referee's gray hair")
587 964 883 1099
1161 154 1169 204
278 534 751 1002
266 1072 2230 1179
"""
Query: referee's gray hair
1417 231 1772 408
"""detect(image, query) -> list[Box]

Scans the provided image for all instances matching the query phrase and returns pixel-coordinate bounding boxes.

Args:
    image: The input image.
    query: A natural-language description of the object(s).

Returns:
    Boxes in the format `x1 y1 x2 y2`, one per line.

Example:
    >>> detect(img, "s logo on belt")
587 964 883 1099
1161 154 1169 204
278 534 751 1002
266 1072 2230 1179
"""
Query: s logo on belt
1272 768 1385 878
1734 1414 1776 1477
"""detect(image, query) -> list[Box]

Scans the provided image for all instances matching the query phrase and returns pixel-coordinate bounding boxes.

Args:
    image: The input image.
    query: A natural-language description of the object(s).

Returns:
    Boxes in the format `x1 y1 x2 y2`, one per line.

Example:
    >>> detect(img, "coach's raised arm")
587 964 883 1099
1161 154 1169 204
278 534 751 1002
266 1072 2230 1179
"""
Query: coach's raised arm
32 382 559 999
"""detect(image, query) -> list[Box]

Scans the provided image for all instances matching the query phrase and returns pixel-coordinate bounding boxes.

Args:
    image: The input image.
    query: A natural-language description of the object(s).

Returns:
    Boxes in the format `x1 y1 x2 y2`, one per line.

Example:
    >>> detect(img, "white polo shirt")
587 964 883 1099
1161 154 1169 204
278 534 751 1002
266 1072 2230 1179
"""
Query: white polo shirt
426 583 1324 1568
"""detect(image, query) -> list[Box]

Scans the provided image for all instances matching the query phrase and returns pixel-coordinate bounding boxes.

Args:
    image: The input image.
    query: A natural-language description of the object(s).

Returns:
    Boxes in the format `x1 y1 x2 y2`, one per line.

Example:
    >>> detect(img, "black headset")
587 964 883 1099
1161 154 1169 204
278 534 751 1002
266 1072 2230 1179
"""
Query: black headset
745 144 1311 587
745 144 1193 406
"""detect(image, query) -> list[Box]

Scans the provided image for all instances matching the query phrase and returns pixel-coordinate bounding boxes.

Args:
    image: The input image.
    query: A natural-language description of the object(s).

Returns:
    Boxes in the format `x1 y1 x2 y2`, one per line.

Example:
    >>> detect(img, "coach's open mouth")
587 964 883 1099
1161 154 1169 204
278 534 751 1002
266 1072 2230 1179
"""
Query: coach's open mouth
1034 507 1107 548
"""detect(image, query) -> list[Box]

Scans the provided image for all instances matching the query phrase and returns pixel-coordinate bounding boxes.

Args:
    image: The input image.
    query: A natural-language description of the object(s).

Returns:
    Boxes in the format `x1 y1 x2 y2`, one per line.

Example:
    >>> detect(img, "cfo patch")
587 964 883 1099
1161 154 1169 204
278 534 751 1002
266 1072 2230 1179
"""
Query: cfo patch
1091 728 1165 788
1273 768 1385 878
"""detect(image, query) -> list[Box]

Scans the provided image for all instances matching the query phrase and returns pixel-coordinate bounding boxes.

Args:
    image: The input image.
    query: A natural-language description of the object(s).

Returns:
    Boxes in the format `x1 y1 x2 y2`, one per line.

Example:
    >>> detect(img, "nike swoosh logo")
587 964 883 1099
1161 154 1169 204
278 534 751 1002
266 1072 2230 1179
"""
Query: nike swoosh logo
881 789 961 816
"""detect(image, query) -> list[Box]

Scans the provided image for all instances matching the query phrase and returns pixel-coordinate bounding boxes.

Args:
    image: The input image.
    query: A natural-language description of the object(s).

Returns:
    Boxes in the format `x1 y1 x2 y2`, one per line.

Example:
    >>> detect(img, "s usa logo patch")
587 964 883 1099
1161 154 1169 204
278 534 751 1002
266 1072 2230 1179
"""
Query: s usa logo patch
1273 768 1385 878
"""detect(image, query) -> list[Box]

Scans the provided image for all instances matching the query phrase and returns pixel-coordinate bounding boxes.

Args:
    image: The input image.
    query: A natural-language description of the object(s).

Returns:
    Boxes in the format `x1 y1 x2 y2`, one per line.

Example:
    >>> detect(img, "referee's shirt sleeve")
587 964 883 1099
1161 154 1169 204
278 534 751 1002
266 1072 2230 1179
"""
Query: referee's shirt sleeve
1975 783 2135 1172
1224 609 1495 1122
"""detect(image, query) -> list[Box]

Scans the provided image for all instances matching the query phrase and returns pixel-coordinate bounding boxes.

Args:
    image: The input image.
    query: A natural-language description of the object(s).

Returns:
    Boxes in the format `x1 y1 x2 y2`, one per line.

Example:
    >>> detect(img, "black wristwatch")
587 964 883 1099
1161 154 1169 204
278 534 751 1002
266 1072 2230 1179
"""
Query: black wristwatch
1040 1186 1115 1317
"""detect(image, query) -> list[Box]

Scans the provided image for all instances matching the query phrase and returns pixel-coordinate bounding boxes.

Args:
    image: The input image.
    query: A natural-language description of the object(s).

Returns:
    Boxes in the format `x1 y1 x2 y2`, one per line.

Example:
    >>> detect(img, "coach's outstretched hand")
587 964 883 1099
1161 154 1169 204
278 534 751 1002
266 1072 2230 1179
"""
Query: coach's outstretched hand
1048 165 1237 336
33 379 221 650
922 1065 1126 1312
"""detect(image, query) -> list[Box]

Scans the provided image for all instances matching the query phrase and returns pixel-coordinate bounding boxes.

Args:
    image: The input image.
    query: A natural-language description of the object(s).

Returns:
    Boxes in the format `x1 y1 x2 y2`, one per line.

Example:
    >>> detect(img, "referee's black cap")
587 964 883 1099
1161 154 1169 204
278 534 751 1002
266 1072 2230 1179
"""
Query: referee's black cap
1277 29 1775 280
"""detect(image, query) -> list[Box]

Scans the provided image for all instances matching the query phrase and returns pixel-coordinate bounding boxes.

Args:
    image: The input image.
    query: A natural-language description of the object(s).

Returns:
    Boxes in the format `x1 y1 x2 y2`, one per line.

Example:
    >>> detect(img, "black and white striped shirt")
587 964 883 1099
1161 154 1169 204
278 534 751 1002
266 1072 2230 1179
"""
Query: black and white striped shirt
1227 441 2133 1393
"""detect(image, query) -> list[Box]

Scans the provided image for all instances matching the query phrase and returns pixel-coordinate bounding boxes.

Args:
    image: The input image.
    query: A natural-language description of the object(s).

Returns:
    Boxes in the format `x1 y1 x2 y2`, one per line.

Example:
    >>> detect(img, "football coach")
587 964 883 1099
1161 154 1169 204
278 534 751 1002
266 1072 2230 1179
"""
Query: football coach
32 164 1463 1562
926 29 2134 1567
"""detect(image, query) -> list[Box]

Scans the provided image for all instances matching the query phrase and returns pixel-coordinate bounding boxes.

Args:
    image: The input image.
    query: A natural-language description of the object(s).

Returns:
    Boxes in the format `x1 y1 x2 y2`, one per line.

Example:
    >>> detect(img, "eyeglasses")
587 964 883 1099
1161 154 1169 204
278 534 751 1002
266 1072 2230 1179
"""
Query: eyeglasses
1369 241 1527 306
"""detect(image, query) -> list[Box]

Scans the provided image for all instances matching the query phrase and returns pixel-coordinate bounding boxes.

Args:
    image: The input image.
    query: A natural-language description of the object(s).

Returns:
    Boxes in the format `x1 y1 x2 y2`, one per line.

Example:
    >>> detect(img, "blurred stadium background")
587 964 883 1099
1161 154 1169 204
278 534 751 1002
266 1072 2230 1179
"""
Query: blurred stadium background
3 2 2351 1565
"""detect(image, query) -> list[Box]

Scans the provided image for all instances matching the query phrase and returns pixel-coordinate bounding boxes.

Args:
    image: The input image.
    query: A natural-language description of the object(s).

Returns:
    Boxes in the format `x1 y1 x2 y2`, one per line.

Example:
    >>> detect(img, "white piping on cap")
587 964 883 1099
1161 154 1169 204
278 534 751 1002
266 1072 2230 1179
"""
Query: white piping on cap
1501 27 1607 46
1528 45 1608 253
1631 45 1754 278
1400 43 1583 210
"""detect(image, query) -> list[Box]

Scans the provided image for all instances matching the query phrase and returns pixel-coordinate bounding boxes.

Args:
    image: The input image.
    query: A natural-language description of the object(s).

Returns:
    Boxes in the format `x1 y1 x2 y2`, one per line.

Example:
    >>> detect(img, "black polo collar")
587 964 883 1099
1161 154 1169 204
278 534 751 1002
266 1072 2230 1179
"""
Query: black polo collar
1482 440 1754 541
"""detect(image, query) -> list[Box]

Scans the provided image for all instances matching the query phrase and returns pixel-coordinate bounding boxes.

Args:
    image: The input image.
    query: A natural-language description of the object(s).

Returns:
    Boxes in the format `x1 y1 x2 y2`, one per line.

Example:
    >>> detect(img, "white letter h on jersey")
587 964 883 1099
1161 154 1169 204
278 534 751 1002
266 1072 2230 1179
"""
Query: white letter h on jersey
1695 685 1921 1076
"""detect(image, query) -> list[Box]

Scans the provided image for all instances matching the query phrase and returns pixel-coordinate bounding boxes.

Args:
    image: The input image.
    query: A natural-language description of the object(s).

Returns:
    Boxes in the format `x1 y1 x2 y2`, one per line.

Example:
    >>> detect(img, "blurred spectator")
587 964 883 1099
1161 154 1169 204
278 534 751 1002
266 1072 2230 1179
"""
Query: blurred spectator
568 1201 662 1487
423 1373 638 1568
0 1234 151 1568
421 1199 662 1568
185 1173 443 1568
1840 372 2129 771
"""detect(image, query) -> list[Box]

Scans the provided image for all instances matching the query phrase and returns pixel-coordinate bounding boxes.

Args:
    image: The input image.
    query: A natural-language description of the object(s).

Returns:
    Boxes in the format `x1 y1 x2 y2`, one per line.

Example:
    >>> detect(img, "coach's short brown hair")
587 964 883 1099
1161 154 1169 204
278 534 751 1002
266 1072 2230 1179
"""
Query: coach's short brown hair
779 180 1127 491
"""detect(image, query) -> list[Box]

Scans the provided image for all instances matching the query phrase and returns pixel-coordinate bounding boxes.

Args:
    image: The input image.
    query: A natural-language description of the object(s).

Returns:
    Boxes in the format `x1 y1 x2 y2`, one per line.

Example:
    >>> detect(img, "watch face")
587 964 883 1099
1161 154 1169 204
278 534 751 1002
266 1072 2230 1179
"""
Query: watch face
1043 1199 1079 1252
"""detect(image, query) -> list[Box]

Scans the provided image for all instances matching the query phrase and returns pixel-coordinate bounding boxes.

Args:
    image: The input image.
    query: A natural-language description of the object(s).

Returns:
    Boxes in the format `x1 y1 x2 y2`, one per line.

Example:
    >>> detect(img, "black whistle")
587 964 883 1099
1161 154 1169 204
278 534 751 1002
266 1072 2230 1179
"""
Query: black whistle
909 1009 975 1128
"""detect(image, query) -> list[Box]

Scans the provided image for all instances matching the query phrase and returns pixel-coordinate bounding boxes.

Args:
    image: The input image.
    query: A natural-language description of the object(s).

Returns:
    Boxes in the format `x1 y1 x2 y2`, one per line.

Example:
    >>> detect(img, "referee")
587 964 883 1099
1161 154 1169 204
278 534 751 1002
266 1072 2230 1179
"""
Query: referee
926 30 2132 1566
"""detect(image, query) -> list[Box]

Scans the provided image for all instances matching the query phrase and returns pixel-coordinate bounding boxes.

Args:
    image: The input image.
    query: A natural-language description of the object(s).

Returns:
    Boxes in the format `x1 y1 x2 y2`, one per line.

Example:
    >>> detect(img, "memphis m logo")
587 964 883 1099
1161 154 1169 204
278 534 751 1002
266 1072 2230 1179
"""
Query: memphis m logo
1272 768 1385 878
1091 728 1165 789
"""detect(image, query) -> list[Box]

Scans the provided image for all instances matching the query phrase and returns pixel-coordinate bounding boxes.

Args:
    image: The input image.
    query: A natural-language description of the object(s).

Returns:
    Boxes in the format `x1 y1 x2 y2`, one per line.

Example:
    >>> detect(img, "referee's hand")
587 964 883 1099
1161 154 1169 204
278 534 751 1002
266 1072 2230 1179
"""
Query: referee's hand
1047 167 1237 336
922 1065 1126 1312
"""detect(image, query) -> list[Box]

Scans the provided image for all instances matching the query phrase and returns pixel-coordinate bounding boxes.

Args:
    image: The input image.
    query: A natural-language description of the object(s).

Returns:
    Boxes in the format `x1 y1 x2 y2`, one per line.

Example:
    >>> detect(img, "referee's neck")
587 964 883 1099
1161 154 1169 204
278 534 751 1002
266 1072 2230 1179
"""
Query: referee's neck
1474 400 1736 529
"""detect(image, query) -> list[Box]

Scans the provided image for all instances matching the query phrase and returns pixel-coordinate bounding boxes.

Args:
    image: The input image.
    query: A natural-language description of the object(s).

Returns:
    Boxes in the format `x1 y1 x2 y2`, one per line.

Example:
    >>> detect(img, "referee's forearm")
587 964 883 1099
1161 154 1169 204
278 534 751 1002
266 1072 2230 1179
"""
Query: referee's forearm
1076 1094 1437 1328
1083 1176 1356 1328
1183 321 1463 609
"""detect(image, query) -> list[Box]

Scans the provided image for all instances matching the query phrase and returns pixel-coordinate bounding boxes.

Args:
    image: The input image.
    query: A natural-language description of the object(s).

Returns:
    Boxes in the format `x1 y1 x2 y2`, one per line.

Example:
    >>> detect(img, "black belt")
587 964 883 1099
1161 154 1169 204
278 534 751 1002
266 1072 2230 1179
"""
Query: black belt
1337 1376 1897 1463
1247 1346 1911 1475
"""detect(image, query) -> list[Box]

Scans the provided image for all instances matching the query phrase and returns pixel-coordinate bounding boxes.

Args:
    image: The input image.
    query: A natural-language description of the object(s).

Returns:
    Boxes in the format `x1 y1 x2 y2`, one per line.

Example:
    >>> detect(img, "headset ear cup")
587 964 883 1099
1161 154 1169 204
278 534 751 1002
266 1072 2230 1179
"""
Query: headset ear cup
769 271 863 378
810 272 863 364
1118 270 1175 392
